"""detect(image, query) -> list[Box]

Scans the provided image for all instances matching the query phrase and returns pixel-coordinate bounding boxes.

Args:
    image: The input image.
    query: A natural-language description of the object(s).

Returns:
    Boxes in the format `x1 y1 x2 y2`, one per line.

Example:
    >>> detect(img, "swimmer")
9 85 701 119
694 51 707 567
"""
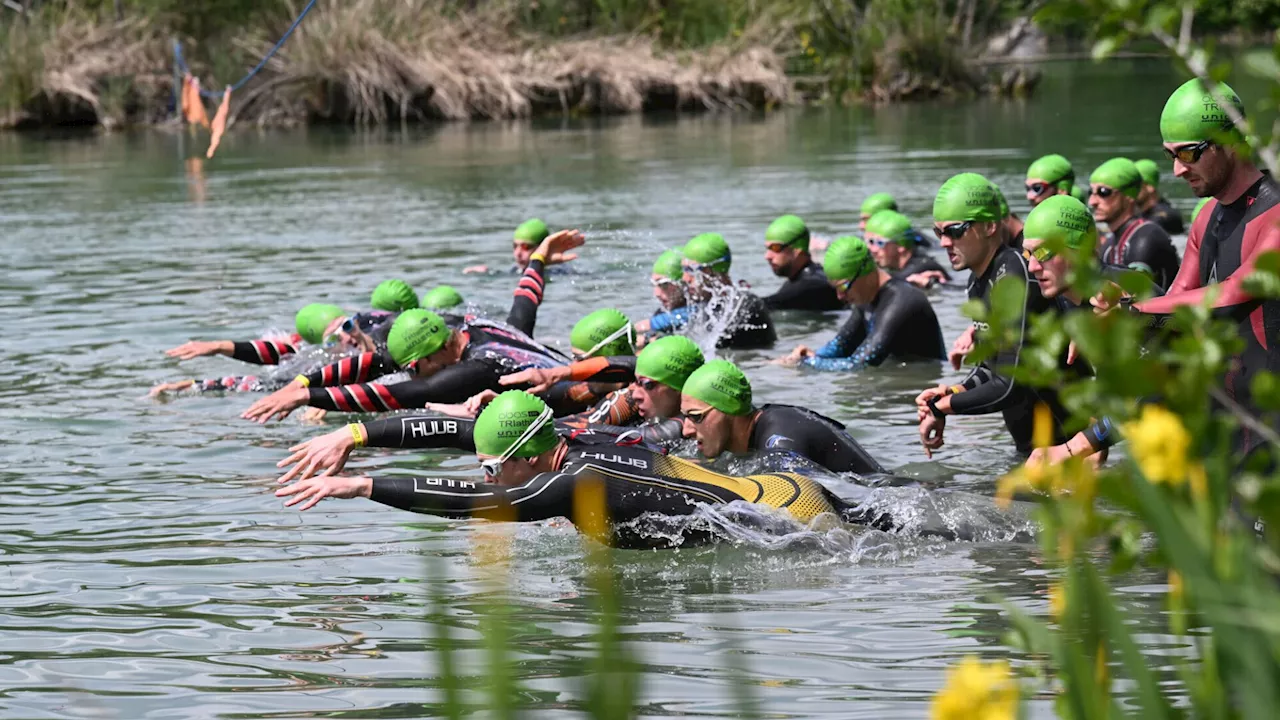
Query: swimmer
1089 158 1181 290
462 218 578 275
760 215 844 311
863 209 952 287
776 236 944 371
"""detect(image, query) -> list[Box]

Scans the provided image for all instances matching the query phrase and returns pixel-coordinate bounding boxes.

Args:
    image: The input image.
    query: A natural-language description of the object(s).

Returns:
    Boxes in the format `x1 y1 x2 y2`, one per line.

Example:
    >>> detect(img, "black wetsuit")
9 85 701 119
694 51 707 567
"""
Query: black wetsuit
890 253 952 284
1099 216 1181 291
227 310 398 365
749 404 886 475
363 428 910 548
302 261 569 412
762 260 844 312
803 278 945 371
1140 174 1280 455
1144 197 1185 236
948 245 1077 454
689 287 778 349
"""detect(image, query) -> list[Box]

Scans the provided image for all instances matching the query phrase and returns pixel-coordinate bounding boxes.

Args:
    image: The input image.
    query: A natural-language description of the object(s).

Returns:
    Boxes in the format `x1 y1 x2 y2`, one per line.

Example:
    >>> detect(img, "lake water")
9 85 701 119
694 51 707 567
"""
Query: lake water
0 59 1224 718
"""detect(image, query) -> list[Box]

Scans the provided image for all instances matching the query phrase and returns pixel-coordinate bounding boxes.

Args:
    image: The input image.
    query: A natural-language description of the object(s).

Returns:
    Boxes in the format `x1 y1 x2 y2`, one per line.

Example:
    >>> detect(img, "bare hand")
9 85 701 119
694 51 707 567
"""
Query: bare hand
241 383 309 424
1066 341 1079 366
905 271 948 288
499 366 570 394
422 402 478 419
150 379 196 397
301 407 329 425
462 265 489 275
277 428 356 483
165 340 230 360
1026 443 1072 467
919 414 945 458
275 474 372 511
772 345 814 366
915 385 949 421
463 390 499 416
949 326 976 370
536 229 586 266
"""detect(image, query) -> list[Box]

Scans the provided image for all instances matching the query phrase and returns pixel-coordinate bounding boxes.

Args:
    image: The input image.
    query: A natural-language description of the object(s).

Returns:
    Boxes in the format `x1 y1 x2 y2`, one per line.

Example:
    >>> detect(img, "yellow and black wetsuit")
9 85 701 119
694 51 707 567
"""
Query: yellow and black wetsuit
364 429 905 548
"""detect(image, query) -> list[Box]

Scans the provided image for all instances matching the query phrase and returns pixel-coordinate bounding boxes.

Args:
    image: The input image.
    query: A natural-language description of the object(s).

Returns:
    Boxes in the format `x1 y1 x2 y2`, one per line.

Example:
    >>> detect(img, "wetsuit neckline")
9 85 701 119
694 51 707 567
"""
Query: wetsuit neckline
1216 167 1267 206
786 256 815 282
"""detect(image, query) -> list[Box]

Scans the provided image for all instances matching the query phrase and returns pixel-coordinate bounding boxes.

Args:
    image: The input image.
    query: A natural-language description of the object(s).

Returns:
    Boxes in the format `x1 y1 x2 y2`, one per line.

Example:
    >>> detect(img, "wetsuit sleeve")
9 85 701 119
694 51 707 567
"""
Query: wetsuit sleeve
557 389 641 429
948 265 1040 416
1082 416 1119 451
360 415 477 450
803 290 917 371
505 258 547 336
230 339 298 365
752 410 885 475
307 360 500 412
192 375 268 393
369 471 574 521
812 308 867 359
1124 225 1174 274
1137 211 1280 315
649 306 692 333
302 351 399 388
540 380 625 417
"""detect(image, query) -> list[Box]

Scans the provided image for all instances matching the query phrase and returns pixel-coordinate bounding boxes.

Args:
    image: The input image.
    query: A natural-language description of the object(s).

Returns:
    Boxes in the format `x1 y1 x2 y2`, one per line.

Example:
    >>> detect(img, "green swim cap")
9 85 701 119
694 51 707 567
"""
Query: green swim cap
1159 78 1245 145
683 233 732 273
933 173 1001 223
860 192 898 217
421 285 464 309
1134 159 1160 188
635 335 705 391
370 279 419 312
765 214 810 252
865 210 914 247
1022 195 1098 252
682 359 753 416
1070 183 1090 204
1192 197 1212 224
1027 154 1076 191
513 218 549 246
570 308 633 357
1090 158 1144 199
387 309 451 366
824 236 877 284
990 182 1011 219
652 249 684 280
473 390 558 458
295 303 345 345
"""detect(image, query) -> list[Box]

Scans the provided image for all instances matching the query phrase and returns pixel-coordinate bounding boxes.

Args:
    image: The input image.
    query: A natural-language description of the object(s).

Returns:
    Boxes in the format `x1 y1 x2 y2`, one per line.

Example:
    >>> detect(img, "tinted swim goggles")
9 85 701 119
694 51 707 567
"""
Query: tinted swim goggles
1025 182 1048 195
322 317 358 347
932 221 973 240
479 404 554 477
684 407 712 425
1164 139 1213 164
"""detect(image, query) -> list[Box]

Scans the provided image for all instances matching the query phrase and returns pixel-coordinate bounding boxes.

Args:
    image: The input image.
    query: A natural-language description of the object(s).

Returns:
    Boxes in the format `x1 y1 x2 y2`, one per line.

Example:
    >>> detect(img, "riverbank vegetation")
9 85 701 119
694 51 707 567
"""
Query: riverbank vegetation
1 0 1058 129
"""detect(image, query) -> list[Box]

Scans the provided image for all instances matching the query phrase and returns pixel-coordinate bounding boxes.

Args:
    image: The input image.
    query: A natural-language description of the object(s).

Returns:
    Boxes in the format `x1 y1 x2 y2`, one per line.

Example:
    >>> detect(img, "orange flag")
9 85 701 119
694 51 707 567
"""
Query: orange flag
184 76 210 129
206 87 231 159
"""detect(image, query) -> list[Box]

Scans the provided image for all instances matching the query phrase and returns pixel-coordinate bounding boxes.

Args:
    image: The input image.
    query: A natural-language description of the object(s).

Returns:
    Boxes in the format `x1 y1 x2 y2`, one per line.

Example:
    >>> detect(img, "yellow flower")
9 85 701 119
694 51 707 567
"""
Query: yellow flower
995 458 1096 509
931 656 1019 720
1048 582 1065 621
1123 405 1190 486
1168 570 1183 606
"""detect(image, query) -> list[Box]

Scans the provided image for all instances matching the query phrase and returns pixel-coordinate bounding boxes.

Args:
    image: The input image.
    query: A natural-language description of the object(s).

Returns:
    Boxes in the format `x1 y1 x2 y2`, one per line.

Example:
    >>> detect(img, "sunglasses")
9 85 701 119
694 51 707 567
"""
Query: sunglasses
1090 186 1119 199
684 407 713 425
1025 245 1055 263
932 221 973 240
1164 139 1213 164
636 377 662 391
479 404 554 477
1025 182 1048 195
834 275 857 294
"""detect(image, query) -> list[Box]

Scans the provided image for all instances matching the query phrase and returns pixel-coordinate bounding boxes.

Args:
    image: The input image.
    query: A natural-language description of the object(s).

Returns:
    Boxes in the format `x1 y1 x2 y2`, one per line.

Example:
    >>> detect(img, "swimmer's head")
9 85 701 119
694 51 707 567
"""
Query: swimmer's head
1160 79 1248 198
863 210 914 270
370 279 419 312
859 192 897 230
632 335 705 420
1022 194 1097 299
651 249 686 310
1088 157 1143 226
387 309 453 375
680 359 753 459
570 309 634 359
1025 154 1075 206
473 390 559 485
764 215 810 276
421 285 464 309
513 218 549 267
295 303 345 345
824 236 879 304
932 173 1002 271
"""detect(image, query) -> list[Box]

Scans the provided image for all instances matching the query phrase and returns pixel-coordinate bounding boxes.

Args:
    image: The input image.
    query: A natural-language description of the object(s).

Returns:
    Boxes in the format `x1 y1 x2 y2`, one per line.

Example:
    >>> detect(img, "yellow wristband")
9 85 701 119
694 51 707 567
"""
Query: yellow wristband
948 385 964 395
294 375 310 388
348 423 366 448
530 252 547 264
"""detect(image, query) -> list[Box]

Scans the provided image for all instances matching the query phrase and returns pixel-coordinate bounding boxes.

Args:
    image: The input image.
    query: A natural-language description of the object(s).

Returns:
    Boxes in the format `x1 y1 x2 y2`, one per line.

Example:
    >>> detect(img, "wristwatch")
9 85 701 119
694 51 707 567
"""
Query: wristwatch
927 396 946 419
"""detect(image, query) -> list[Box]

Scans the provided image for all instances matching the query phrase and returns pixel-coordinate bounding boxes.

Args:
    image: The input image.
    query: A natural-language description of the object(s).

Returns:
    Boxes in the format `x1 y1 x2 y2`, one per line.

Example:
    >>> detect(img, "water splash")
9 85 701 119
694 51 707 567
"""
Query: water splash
680 277 765 358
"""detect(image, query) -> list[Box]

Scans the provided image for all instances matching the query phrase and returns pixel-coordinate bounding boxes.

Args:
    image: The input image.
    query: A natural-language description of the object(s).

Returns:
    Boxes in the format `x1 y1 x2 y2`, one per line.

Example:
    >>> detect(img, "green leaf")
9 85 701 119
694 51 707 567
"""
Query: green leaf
1092 36 1121 61
1243 49 1280 80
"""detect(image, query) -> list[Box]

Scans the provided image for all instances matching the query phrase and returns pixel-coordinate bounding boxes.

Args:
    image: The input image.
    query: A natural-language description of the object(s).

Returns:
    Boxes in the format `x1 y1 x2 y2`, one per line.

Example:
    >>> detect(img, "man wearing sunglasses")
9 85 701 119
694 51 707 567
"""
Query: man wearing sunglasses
241 232 583 422
863 209 951 287
760 215 844 312
462 218 579 275
1129 79 1280 458
1089 158 1181 290
1134 158 1186 236
275 390 939 546
676 232 777 349
680 360 886 475
1025 154 1076 209
776 236 944 371
275 336 710 485
915 173 1060 457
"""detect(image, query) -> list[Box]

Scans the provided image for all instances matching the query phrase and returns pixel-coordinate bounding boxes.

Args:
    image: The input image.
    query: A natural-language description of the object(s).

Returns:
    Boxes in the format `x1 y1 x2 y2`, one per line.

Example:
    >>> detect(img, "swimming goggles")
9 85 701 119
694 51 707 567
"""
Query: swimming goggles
479 404 554 477
1164 139 1213 164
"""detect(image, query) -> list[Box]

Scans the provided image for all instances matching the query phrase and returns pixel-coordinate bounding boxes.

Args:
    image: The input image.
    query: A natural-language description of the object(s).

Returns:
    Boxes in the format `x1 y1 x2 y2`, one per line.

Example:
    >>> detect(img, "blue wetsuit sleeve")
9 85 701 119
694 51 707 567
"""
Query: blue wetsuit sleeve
649 306 692 333
1082 416 1119 451
813 308 867 359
